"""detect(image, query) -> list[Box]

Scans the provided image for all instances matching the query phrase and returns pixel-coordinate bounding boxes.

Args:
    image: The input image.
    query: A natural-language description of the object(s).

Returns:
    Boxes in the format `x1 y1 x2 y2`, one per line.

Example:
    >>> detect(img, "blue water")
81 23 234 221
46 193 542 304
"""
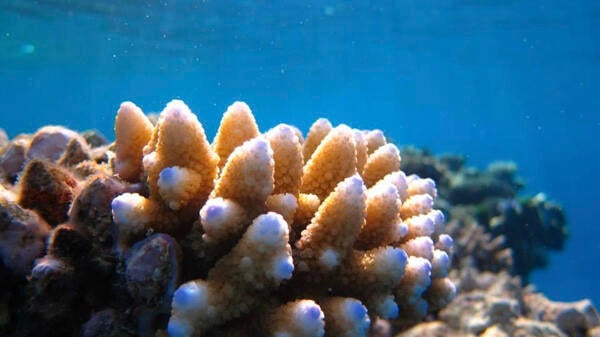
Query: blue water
1 1 599 304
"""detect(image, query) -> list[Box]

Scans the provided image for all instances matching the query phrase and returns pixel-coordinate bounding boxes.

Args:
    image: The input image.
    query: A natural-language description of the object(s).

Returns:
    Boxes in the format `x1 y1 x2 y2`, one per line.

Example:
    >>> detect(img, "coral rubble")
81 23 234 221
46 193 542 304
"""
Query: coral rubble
395 269 600 337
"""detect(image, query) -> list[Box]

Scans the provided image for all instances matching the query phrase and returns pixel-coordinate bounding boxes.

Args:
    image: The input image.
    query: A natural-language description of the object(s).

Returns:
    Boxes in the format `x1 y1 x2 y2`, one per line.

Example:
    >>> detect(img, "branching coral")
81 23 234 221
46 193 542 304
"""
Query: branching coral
0 99 456 337
108 99 456 336
111 100 220 250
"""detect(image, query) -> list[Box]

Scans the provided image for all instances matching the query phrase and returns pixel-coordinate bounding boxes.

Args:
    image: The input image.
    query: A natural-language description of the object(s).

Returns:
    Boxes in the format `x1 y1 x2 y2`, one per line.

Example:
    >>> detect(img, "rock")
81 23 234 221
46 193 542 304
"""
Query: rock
17 159 78 226
26 126 85 162
0 198 50 276
524 292 600 337
0 138 28 183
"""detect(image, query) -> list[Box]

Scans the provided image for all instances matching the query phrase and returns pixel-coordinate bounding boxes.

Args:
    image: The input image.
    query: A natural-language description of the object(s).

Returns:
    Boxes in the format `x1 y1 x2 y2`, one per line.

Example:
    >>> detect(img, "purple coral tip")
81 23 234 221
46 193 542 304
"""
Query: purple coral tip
348 300 368 321
167 318 190 337
393 248 408 265
159 167 178 185
306 305 322 320
204 204 224 221
111 198 122 210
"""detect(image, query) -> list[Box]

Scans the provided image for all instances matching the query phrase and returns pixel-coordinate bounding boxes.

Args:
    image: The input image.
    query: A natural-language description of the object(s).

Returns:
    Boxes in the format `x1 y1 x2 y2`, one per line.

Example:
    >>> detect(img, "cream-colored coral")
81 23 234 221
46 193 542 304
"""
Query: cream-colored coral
197 137 275 246
319 297 371 337
363 129 387 155
168 212 293 336
401 193 434 219
143 100 219 209
293 193 321 236
109 99 455 337
300 125 357 200
296 175 366 271
336 247 408 319
212 101 260 169
262 299 325 337
111 100 219 248
362 143 401 187
353 129 368 174
266 124 303 196
114 101 153 182
211 137 274 218
302 118 332 162
355 180 402 250
266 193 298 226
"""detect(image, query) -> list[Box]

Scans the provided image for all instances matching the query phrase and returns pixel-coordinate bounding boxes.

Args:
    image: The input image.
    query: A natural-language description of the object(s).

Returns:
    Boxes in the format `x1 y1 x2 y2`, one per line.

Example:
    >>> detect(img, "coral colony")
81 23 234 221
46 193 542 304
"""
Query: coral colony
0 99 454 337
1 99 596 337
112 100 455 336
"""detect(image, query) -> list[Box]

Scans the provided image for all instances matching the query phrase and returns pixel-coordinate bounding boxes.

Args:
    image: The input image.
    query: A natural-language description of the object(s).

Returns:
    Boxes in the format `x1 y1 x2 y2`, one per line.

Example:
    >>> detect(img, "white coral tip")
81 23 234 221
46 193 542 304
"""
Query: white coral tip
226 101 251 115
163 99 195 123
171 281 208 313
429 209 445 232
245 136 273 163
199 198 245 237
402 236 434 260
374 247 407 281
318 248 339 269
159 166 184 187
406 257 432 297
167 317 193 337
271 255 294 281
393 221 408 241
111 193 144 226
158 166 189 210
337 174 366 204
293 300 325 337
142 151 157 171
431 249 450 278
248 212 288 247
343 299 371 333
376 295 399 319
436 234 454 253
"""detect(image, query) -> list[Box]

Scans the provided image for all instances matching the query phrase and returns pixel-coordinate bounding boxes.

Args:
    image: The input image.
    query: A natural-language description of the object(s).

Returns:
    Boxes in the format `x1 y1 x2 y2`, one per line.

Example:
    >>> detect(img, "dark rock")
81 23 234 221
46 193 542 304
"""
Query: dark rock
0 198 50 276
18 159 78 226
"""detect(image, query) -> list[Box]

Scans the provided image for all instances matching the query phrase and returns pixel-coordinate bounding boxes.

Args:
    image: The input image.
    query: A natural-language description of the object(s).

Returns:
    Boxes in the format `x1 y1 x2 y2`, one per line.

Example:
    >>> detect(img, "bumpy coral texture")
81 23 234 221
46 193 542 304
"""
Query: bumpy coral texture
111 100 456 337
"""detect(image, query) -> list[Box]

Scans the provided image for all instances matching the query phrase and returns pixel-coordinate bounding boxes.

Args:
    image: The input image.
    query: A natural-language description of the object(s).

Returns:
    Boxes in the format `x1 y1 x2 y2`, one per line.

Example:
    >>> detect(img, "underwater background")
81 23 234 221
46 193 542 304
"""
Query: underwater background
0 0 598 306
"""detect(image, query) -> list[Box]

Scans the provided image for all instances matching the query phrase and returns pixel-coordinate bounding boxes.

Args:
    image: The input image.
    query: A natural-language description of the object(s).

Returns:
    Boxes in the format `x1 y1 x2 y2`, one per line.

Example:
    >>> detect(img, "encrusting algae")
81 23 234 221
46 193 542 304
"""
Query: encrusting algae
0 99 456 337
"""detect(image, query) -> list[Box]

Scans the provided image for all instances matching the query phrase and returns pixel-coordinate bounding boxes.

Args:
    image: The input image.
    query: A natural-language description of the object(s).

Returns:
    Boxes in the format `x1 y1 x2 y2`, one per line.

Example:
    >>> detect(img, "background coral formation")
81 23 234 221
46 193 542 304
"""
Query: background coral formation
393 147 597 337
400 147 568 283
